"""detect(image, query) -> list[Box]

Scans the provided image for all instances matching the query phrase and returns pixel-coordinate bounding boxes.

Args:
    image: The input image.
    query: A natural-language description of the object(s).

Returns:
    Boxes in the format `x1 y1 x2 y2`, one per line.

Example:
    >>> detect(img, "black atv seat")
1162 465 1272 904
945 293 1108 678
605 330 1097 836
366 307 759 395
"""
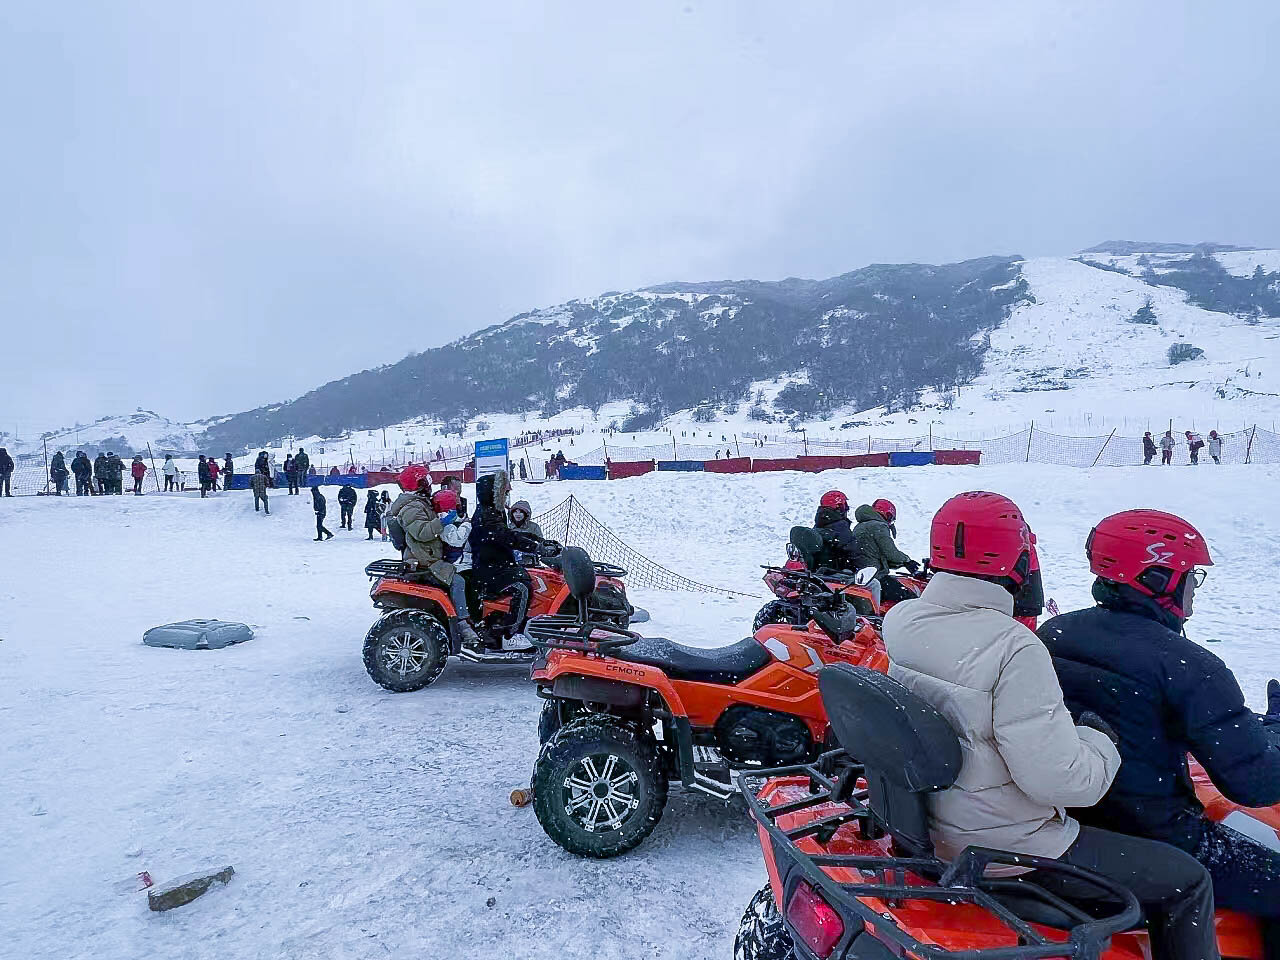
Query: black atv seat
611 636 770 685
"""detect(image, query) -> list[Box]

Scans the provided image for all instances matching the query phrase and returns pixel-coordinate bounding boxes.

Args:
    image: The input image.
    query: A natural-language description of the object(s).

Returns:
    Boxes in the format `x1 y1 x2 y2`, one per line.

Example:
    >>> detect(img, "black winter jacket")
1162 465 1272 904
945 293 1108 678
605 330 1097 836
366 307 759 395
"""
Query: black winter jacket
93 455 108 480
469 472 540 593
1039 580 1280 851
0 449 12 477
337 485 358 508
72 453 92 479
311 487 326 517
813 505 858 570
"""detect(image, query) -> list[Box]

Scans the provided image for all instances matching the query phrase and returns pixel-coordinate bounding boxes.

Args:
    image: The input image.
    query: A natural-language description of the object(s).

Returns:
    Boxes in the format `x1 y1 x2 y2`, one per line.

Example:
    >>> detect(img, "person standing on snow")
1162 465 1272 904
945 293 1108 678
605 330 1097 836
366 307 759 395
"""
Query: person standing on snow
251 468 270 515
71 451 93 495
162 454 178 492
223 454 234 489
292 449 310 494
1142 431 1157 465
1160 430 1175 465
311 485 333 540
49 451 69 495
1185 431 1204 465
93 452 108 494
283 454 295 493
197 455 211 498
363 489 381 539
884 492 1217 960
130 455 147 495
1041 509 1280 956
379 490 392 541
0 447 13 497
337 483 357 530
207 455 220 491
1207 430 1223 464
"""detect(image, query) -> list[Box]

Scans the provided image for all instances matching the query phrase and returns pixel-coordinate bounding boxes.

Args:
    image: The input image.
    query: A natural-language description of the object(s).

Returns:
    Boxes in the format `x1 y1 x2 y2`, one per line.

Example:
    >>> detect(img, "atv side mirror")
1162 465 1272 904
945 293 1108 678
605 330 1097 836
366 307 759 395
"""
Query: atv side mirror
853 566 878 586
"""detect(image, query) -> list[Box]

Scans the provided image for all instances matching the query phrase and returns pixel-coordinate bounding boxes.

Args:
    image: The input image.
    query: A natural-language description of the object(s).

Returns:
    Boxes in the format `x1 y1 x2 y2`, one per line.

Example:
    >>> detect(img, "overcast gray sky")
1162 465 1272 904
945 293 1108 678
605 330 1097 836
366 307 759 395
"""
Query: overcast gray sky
1 1 1276 433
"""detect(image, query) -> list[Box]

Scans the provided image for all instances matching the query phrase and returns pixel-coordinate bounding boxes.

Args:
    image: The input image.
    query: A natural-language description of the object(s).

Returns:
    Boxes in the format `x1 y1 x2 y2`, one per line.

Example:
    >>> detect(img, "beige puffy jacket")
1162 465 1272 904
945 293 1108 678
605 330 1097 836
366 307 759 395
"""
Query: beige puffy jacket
388 491 455 585
883 572 1120 863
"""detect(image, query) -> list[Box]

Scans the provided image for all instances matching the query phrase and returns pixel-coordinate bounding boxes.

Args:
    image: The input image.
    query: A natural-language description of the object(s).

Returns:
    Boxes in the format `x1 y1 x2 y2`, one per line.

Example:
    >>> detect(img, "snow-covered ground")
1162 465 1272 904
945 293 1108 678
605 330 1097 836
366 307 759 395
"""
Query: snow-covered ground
3 464 1274 959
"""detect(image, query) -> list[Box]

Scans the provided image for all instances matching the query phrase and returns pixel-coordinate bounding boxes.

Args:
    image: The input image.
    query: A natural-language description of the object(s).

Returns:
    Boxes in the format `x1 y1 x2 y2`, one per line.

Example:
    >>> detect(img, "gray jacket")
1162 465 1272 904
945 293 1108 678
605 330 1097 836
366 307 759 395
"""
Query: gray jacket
883 572 1120 864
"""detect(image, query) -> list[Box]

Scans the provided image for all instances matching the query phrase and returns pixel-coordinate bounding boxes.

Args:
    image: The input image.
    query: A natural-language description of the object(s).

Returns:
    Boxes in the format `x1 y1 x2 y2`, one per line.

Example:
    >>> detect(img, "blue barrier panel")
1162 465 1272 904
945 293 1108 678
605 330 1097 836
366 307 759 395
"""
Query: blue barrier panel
558 465 608 480
656 460 706 472
226 474 252 490
888 451 936 467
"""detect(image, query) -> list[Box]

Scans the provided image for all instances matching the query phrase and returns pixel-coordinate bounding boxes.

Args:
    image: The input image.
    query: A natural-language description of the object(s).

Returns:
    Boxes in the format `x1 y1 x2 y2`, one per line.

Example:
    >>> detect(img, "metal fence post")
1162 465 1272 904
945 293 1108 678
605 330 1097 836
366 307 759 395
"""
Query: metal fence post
1090 428 1117 467
1246 425 1257 464
1025 422 1034 463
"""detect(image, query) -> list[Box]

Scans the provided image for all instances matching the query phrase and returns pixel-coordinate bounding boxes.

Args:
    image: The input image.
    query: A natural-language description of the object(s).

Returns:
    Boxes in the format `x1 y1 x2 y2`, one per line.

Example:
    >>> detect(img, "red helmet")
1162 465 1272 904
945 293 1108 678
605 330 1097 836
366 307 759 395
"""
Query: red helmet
398 464 431 493
431 489 459 513
1086 509 1212 612
820 490 848 511
930 491 1033 586
872 498 897 522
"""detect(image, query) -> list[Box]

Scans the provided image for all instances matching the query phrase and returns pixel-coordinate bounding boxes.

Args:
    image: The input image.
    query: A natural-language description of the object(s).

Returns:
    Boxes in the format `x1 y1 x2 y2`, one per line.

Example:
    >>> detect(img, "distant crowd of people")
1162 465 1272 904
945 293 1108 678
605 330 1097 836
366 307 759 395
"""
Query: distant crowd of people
1142 430 1225 465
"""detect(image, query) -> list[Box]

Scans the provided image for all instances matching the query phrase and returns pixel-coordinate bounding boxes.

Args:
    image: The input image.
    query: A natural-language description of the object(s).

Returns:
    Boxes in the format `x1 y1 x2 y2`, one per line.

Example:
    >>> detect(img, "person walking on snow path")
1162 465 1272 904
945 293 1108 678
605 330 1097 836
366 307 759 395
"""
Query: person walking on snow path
130 455 146 495
311 485 333 540
0 447 13 497
1142 431 1157 465
1208 431 1223 464
162 454 178 492
363 490 381 539
1160 430 1175 465
251 468 270 515
337 483 357 530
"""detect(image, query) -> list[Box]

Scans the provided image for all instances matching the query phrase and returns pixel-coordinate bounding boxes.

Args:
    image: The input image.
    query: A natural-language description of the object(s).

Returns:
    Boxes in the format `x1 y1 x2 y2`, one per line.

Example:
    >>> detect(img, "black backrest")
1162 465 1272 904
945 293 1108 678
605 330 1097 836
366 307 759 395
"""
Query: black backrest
559 546 596 601
818 664 963 857
790 526 824 571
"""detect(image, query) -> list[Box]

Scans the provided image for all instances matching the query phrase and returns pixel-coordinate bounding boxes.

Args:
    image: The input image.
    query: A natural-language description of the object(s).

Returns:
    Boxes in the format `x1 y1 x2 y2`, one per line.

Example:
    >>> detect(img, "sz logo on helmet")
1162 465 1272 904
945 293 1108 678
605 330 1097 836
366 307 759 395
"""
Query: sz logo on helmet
1145 543 1175 564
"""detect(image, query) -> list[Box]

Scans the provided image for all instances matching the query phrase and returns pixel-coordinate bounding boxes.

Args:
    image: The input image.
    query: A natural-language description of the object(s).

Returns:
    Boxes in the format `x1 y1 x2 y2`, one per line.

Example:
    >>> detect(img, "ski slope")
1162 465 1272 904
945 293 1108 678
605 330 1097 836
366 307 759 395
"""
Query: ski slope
2 463 1275 959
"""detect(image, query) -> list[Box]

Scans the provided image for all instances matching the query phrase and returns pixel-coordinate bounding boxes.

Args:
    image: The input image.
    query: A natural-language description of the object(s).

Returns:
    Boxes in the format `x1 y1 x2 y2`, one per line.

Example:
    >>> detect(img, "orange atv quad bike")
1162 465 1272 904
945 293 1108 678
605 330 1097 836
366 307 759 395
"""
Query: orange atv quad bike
735 664 1276 960
361 543 644 692
524 550 885 858
755 527 927 632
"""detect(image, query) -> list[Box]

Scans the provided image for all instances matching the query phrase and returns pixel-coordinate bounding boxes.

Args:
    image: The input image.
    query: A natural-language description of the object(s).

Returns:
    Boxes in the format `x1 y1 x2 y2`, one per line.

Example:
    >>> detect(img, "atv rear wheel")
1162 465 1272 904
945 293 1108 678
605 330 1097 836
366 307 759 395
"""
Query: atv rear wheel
532 716 667 858
735 884 796 960
752 599 803 632
362 609 449 692
537 699 586 744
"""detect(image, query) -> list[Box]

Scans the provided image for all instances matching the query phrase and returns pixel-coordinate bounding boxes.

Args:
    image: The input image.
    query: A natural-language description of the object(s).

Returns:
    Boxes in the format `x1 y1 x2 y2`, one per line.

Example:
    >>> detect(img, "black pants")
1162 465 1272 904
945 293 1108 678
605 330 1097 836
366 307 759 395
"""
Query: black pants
1144 452 1154 465
879 574 916 605
254 492 269 513
315 515 331 539
340 505 354 528
200 481 209 498
289 475 300 494
1193 820 1280 960
164 475 175 491
133 476 143 494
0 475 9 496
1030 826 1218 960
1163 450 1173 464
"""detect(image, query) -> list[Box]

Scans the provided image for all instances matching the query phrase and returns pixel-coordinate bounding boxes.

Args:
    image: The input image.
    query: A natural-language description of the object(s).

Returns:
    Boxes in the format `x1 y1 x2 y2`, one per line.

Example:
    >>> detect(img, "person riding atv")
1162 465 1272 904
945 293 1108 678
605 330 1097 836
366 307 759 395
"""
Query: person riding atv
1041 509 1280 956
814 492 920 605
470 470 543 644
882 491 1218 960
387 464 480 646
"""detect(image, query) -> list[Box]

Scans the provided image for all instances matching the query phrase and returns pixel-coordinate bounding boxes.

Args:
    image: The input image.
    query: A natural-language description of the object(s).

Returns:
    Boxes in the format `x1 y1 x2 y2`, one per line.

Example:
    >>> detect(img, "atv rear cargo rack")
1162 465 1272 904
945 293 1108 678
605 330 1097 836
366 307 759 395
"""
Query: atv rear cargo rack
743 751 1141 960
525 612 641 654
364 558 435 581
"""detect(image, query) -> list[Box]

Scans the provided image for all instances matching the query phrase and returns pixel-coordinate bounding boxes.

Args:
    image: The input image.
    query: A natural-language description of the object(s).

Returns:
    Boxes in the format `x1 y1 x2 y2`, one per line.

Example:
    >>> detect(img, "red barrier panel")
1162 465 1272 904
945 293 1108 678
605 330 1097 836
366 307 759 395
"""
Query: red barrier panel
367 470 399 487
607 460 656 480
797 455 845 473
751 457 806 473
841 453 891 468
704 457 752 474
933 449 981 465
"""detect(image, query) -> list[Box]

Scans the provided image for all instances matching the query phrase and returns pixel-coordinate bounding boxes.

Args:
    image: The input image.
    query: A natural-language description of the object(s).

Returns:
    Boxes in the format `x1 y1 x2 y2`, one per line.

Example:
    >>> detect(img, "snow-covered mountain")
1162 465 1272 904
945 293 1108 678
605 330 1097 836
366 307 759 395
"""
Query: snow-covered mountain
0 411 205 460
10 243 1280 460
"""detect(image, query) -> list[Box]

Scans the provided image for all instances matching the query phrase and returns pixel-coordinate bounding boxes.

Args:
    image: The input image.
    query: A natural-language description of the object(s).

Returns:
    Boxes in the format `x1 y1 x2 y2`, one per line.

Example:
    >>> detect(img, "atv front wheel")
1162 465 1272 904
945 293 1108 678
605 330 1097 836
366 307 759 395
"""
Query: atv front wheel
735 884 796 960
752 599 803 632
362 609 449 692
532 716 668 858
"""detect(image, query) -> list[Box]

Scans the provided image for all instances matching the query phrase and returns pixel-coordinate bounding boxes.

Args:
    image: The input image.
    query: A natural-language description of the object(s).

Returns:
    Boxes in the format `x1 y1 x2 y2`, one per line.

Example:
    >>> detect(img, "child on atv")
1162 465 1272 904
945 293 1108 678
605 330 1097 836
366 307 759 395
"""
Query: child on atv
1041 509 1280 957
882 491 1218 960
469 471 543 642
